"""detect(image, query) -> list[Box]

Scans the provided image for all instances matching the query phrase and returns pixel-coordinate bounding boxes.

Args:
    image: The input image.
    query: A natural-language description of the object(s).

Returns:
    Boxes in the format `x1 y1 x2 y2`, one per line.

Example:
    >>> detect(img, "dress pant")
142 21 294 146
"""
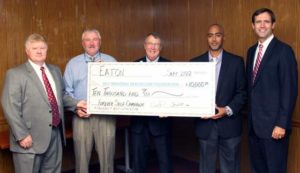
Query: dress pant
73 115 116 173
131 127 173 173
249 128 289 173
13 127 62 173
198 123 241 173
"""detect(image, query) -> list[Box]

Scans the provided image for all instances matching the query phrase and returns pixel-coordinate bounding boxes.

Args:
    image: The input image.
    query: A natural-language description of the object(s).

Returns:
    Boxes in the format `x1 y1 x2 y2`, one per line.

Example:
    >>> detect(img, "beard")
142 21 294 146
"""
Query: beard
209 44 222 51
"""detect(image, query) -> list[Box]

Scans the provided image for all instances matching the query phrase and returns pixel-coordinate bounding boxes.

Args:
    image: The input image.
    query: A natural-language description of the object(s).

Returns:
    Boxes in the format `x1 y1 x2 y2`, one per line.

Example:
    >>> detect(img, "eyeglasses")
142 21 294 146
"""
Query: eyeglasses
83 38 100 42
145 42 161 47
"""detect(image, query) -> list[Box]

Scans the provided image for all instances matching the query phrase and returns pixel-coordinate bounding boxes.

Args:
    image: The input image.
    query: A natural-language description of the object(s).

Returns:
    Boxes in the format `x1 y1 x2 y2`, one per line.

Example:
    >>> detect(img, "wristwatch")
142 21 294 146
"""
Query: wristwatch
225 106 232 116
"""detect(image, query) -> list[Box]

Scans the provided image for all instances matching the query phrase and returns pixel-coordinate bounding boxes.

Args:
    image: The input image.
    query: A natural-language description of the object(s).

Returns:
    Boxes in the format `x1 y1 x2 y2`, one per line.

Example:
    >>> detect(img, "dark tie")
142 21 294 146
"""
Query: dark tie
90 56 95 62
252 44 263 84
40 67 60 127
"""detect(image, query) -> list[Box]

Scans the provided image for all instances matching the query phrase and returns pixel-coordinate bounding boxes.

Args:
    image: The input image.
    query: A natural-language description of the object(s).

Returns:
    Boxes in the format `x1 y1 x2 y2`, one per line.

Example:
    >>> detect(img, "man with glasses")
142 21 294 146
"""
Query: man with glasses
130 32 173 173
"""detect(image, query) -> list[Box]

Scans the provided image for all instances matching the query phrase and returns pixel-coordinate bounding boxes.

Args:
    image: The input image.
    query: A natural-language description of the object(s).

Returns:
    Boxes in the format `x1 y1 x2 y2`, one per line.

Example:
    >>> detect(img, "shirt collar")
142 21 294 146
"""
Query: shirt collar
28 59 46 70
84 52 100 62
146 56 160 62
258 34 274 48
208 50 223 63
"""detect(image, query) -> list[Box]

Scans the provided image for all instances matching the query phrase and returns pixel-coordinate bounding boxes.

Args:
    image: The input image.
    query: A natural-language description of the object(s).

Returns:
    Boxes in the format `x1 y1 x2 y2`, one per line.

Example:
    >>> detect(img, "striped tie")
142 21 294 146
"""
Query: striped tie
252 44 263 84
40 67 60 127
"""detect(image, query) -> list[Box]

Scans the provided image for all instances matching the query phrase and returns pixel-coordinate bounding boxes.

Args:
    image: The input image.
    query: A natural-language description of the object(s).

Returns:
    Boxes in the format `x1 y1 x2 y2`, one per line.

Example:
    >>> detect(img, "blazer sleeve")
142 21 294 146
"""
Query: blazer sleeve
1 69 29 141
227 58 247 115
277 45 298 128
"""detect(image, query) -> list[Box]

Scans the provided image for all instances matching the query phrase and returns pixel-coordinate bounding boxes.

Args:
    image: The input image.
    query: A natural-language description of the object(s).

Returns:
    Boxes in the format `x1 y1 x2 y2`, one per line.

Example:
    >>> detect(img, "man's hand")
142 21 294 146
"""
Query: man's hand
210 106 226 119
272 126 286 140
76 100 90 118
200 105 227 119
19 135 33 149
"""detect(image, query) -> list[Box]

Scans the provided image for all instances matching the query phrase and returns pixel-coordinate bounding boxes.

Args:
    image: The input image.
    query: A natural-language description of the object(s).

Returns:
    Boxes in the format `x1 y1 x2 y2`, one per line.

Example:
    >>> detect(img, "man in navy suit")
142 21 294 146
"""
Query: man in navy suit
130 32 173 173
247 8 298 173
190 24 247 173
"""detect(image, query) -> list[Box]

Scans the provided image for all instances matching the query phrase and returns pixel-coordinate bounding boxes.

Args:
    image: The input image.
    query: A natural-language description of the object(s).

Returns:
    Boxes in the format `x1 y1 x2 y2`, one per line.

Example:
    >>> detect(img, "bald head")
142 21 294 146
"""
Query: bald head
208 24 224 35
207 24 224 53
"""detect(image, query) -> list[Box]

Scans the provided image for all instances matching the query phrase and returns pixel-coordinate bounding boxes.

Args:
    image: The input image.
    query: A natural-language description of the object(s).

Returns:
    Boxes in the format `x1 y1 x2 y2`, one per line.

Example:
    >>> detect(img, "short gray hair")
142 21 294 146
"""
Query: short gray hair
144 32 162 42
25 33 47 49
82 29 101 40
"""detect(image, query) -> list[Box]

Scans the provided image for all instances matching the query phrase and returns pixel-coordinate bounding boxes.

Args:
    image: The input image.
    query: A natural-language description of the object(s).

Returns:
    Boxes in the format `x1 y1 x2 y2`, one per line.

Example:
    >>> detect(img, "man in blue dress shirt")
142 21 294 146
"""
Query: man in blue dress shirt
64 29 117 173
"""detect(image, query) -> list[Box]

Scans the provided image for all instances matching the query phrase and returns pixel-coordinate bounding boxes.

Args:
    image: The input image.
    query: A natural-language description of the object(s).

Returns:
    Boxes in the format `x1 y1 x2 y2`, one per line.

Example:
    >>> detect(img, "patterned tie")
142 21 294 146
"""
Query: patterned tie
91 56 95 62
252 44 263 84
40 67 60 127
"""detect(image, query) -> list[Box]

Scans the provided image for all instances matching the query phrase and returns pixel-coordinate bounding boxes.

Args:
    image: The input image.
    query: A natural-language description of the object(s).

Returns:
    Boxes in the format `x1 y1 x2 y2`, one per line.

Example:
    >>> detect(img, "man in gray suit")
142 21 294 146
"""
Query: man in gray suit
1 33 86 173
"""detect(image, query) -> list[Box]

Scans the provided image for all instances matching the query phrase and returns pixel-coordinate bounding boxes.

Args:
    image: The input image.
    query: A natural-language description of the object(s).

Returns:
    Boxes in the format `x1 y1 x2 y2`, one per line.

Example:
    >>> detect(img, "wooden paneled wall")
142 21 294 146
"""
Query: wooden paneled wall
152 0 300 123
152 1 300 172
0 0 155 128
0 0 300 172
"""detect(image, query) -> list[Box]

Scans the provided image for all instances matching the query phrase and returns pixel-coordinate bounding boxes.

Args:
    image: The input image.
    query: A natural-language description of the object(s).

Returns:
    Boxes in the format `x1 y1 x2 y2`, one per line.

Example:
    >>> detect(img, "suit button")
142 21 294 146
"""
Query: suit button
49 124 52 127
49 110 52 113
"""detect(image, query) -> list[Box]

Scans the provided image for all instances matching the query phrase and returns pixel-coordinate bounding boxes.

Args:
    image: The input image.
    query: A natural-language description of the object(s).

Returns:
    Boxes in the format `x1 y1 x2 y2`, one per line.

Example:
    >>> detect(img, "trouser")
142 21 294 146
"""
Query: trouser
198 123 241 173
13 127 62 173
249 128 289 173
73 115 116 173
131 127 173 173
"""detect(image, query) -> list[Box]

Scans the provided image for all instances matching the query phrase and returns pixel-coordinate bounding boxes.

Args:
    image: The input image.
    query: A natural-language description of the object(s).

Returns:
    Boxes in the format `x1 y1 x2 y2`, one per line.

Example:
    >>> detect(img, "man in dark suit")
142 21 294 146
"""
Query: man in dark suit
1 33 85 173
247 8 298 173
190 24 246 173
130 32 173 173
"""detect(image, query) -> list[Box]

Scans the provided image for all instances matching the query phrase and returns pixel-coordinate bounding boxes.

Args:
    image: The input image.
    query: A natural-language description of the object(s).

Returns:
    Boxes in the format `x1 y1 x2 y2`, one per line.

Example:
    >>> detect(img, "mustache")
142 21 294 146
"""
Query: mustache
86 44 98 48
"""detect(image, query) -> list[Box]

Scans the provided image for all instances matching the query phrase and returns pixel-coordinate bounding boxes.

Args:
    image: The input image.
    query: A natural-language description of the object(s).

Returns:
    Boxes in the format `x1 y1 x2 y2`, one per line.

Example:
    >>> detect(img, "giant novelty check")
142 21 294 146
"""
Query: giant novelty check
87 62 215 117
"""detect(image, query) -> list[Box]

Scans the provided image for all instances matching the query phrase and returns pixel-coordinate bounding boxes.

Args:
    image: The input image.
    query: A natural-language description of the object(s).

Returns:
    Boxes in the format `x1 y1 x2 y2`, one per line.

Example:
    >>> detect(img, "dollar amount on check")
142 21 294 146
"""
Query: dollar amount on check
87 62 215 117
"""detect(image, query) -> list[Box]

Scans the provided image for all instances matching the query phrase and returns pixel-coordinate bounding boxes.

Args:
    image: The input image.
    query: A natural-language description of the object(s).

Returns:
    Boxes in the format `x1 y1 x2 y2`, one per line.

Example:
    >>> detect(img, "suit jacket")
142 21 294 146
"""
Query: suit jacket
191 50 247 139
1 62 77 153
130 56 171 136
246 37 298 138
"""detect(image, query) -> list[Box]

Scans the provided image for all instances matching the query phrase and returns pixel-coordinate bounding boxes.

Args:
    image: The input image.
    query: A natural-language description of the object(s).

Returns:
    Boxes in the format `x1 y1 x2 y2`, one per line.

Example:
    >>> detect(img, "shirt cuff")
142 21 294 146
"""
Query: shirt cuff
225 106 233 116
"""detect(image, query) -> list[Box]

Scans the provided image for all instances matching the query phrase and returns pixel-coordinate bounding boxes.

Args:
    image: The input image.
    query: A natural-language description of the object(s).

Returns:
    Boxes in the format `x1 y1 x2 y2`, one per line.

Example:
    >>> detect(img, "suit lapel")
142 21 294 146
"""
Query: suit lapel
25 62 50 105
47 65 63 107
158 57 165 62
203 53 210 62
216 51 229 97
249 45 257 74
253 38 277 86
247 45 257 89
142 57 147 62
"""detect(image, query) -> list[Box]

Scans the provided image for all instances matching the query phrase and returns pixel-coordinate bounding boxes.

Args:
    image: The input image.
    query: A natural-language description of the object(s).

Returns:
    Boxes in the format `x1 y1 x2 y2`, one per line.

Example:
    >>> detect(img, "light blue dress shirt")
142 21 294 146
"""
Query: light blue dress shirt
64 52 117 100
208 50 233 116
209 50 223 91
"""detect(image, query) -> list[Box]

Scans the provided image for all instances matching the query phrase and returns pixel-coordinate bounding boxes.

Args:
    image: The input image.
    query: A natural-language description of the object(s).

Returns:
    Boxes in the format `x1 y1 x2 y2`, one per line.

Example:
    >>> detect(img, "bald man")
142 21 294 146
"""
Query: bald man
190 24 246 173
